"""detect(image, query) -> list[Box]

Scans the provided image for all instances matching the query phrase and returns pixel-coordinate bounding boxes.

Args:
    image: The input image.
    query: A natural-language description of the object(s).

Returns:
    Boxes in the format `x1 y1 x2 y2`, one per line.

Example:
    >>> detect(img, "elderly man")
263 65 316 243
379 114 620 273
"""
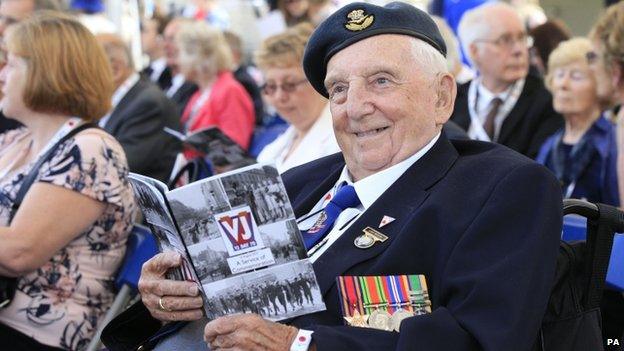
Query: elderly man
451 2 562 159
0 0 62 133
102 2 561 351
161 17 198 116
97 34 181 182
589 2 624 345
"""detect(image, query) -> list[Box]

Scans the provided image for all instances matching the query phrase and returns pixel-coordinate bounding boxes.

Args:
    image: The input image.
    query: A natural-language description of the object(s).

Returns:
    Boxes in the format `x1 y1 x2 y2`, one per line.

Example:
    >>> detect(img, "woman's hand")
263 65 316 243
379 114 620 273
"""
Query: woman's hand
204 314 299 351
138 251 204 322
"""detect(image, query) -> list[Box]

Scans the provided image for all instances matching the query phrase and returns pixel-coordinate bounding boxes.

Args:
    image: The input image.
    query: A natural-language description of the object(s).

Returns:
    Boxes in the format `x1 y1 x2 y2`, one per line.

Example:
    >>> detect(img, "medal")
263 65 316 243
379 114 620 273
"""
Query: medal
344 310 369 327
354 233 375 248
354 227 389 249
389 309 413 332
368 309 392 331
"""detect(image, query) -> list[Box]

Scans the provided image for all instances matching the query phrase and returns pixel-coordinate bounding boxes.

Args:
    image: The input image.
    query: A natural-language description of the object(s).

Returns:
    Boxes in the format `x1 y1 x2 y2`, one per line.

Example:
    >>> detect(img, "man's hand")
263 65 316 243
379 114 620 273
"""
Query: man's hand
138 252 204 322
204 314 299 350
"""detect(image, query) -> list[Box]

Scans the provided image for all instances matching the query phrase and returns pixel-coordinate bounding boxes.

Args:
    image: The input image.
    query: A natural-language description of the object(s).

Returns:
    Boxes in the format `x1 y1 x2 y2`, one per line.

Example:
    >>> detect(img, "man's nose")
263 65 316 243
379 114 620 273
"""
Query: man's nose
345 82 374 119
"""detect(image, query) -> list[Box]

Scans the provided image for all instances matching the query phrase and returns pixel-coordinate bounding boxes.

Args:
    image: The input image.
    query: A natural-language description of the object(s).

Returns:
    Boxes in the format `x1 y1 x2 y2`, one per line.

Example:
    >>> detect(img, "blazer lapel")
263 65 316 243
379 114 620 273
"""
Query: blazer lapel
497 78 536 144
311 136 459 296
104 80 144 133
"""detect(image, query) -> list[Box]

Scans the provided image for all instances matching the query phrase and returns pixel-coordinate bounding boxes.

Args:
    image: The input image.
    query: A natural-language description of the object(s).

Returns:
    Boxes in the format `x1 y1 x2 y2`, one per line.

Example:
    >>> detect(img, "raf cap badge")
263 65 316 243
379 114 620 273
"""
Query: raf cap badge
344 9 374 32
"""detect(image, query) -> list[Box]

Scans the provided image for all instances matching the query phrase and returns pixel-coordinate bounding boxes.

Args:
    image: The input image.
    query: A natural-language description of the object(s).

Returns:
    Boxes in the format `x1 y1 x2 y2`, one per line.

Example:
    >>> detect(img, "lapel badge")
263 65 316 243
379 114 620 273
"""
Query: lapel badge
344 9 374 32
378 215 395 228
354 226 389 249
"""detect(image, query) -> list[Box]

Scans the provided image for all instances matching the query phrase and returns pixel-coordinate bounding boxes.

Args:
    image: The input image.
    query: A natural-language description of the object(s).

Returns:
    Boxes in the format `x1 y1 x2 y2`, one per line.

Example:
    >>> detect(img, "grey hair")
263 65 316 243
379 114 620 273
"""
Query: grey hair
408 37 449 79
457 2 522 65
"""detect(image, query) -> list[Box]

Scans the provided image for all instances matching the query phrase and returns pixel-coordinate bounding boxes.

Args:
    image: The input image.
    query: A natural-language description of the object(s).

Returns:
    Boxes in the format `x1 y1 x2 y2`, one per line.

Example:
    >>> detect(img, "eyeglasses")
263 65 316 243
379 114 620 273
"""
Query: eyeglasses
474 33 533 50
261 79 308 95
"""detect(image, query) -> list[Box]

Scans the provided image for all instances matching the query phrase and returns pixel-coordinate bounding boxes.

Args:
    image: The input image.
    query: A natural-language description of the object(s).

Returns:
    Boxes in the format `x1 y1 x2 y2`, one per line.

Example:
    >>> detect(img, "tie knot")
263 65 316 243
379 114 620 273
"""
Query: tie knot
330 184 360 210
491 97 503 108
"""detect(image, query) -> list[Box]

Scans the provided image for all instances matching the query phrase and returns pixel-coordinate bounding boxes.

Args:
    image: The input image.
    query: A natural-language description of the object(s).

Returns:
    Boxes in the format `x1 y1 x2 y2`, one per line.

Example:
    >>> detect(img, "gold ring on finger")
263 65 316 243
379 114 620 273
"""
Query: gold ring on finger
158 296 172 312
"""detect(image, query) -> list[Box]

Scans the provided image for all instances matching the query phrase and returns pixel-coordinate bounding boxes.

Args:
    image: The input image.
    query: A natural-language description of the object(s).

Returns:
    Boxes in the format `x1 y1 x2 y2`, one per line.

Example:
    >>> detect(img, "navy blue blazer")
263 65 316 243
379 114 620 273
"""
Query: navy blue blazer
102 135 563 351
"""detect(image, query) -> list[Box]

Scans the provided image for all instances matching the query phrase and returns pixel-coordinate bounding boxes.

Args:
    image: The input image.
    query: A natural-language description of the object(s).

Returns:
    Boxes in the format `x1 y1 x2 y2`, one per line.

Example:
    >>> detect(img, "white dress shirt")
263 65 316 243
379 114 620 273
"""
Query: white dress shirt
148 57 168 83
257 104 340 173
298 132 441 262
467 78 525 141
166 73 187 98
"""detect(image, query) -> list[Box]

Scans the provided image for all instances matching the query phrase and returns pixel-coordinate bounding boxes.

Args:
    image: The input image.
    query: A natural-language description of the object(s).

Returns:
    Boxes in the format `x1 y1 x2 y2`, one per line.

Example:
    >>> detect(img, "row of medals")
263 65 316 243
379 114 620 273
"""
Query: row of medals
363 304 430 332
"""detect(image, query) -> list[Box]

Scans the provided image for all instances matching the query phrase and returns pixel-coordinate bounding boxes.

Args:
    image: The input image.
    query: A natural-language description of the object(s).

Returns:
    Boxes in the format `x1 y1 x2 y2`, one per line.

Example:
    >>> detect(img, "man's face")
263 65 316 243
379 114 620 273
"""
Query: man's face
141 19 160 58
470 9 529 88
163 21 180 68
325 35 451 181
0 0 33 39
588 39 619 108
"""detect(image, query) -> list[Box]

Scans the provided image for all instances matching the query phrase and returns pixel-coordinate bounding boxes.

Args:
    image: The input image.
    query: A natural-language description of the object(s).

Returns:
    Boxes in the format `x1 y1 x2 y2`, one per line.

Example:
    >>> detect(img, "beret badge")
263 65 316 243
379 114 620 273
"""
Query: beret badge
344 9 374 32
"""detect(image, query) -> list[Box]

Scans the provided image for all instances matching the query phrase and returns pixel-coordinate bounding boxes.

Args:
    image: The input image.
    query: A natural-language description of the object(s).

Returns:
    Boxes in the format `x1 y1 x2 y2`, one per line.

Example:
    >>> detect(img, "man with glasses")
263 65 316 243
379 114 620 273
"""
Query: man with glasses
451 2 562 159
0 0 62 134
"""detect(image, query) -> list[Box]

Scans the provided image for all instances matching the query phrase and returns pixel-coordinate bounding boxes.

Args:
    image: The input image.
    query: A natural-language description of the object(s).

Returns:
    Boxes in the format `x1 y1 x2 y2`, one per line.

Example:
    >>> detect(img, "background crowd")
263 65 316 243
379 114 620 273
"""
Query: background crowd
0 0 623 350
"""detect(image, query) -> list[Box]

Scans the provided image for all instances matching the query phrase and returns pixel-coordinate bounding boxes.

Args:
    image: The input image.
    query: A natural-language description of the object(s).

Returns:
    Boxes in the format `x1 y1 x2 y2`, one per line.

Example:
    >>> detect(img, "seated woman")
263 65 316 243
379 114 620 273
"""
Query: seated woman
256 23 340 173
536 37 619 206
0 12 135 350
176 21 254 157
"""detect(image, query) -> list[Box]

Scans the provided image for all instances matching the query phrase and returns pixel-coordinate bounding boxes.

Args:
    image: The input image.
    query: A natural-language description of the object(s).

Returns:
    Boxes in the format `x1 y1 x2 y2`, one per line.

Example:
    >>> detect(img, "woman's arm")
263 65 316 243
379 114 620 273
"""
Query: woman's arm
0 182 105 276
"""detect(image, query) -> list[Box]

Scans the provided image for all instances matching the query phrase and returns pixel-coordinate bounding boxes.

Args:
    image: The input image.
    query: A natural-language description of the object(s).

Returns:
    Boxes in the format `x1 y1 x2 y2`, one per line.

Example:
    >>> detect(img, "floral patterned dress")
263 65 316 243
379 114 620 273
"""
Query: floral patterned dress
0 127 136 350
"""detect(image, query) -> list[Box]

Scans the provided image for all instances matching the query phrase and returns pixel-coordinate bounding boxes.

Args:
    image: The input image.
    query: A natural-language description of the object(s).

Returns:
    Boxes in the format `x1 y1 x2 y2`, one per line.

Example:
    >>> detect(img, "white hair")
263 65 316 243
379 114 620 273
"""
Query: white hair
457 2 522 65
408 37 449 79
432 16 460 72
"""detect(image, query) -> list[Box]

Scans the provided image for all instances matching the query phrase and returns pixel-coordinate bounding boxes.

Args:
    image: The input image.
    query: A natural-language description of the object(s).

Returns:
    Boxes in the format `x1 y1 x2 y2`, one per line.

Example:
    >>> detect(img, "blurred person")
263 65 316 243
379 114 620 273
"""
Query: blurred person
432 16 475 84
452 2 563 158
141 13 172 90
254 22 339 173
589 2 624 344
223 30 266 126
0 0 63 134
529 19 571 76
307 0 337 25
185 0 229 29
279 0 310 27
162 17 198 116
509 0 547 30
70 0 116 34
176 20 254 154
536 38 618 206
97 33 182 183
0 12 135 350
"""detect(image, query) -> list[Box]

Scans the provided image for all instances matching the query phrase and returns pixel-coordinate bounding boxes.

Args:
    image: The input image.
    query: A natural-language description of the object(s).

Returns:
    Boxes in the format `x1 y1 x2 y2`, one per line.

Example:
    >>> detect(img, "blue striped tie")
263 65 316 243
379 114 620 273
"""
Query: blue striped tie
303 183 361 250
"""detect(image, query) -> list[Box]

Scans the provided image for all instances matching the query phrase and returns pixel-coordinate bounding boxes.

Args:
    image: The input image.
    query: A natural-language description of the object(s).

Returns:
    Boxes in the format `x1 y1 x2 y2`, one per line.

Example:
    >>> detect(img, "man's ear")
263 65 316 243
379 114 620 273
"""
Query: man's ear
468 42 479 68
434 73 456 124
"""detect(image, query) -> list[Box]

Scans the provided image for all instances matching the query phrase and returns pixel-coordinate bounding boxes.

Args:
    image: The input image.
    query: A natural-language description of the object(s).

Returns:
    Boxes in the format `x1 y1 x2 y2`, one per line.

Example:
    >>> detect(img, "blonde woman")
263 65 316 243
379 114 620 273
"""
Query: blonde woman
536 38 618 206
255 23 339 173
176 21 254 155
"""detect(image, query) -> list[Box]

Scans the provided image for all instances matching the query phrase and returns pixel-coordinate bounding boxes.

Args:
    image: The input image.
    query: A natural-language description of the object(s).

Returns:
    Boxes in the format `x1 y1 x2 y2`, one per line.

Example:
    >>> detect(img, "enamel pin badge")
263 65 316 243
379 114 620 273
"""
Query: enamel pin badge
354 226 389 249
378 215 395 228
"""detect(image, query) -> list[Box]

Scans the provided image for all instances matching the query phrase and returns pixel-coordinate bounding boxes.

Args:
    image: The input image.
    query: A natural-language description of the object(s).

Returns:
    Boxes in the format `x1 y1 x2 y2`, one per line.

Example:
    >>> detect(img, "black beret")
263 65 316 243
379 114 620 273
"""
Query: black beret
303 1 446 98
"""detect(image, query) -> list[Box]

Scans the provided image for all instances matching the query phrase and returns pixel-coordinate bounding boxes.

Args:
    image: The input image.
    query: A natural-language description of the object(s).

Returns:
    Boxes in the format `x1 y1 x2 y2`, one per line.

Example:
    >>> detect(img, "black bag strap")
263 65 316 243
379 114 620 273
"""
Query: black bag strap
9 122 98 222
584 203 623 309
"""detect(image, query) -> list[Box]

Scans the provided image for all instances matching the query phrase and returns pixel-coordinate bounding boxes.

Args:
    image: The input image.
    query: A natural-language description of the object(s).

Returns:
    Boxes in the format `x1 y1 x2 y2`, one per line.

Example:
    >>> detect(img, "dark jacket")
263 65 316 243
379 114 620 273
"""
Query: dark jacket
102 78 181 182
102 135 562 351
451 74 564 159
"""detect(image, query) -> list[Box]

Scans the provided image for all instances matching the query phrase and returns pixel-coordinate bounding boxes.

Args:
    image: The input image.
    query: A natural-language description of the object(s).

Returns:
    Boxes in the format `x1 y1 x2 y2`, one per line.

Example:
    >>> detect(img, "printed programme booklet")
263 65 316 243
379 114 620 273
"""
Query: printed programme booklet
129 163 326 321
164 126 256 168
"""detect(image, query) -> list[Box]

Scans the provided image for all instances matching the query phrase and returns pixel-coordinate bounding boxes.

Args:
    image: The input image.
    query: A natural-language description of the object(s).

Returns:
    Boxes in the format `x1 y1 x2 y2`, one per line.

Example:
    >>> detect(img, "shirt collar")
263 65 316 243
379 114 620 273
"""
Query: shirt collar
335 132 441 209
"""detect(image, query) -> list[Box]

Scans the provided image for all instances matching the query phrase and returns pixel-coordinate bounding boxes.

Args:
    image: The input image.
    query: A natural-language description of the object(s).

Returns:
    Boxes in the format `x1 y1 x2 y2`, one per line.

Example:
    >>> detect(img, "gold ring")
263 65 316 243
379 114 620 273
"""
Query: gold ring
158 296 172 312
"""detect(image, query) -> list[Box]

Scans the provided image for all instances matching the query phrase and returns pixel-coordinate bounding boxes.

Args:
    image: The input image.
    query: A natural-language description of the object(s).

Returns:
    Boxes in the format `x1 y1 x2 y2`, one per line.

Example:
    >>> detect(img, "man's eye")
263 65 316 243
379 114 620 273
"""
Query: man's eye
376 77 389 85
329 85 346 96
